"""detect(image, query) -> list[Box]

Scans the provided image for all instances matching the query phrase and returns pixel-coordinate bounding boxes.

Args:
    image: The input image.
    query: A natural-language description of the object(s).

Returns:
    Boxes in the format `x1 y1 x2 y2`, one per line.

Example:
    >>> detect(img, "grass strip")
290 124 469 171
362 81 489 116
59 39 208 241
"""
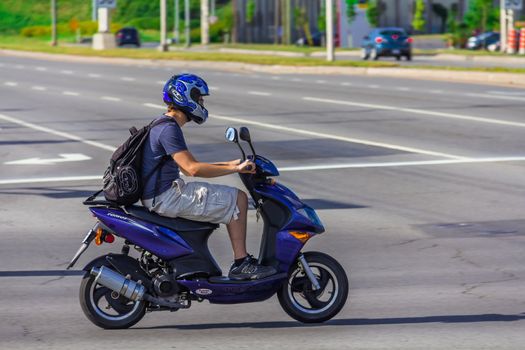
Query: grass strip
1 37 524 74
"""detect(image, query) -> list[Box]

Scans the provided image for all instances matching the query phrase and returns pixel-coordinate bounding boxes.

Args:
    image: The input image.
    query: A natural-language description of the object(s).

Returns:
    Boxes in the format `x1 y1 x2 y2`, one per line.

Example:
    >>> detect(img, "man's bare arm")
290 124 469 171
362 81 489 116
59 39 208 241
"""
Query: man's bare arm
173 151 254 178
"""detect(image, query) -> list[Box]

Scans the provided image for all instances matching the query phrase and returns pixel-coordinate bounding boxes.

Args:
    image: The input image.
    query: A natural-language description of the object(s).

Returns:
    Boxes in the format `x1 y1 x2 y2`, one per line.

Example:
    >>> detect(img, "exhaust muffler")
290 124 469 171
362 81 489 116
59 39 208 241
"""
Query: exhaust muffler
91 266 146 301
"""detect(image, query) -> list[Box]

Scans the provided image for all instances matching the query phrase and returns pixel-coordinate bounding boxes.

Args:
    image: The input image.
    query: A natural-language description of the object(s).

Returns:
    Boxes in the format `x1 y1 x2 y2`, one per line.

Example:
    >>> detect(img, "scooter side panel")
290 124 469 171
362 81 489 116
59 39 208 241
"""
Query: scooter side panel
178 273 287 304
255 182 325 233
90 207 193 260
275 230 305 272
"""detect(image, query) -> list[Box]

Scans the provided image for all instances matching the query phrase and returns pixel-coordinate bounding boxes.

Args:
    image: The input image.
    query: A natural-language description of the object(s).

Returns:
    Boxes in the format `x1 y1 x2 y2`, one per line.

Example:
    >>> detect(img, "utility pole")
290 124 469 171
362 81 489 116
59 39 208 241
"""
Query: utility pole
174 0 180 43
326 0 334 61
51 0 57 46
500 0 507 52
185 0 191 47
159 0 168 51
211 0 216 16
201 0 210 45
285 0 291 44
92 0 97 21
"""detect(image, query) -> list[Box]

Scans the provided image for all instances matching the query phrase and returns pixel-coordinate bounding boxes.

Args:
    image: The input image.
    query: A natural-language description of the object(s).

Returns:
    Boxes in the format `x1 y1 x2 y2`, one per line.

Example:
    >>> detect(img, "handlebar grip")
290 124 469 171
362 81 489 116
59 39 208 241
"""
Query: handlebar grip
245 165 253 171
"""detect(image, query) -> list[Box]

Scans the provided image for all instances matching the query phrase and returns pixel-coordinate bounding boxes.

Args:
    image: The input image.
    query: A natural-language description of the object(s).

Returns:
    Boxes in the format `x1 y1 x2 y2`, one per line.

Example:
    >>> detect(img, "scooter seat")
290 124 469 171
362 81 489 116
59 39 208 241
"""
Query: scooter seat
125 205 219 232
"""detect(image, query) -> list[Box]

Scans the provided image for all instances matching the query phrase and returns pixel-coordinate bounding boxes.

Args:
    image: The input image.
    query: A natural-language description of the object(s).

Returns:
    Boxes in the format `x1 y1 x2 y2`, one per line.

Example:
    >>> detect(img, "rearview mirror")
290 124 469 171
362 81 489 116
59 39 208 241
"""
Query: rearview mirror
239 127 251 142
225 127 238 143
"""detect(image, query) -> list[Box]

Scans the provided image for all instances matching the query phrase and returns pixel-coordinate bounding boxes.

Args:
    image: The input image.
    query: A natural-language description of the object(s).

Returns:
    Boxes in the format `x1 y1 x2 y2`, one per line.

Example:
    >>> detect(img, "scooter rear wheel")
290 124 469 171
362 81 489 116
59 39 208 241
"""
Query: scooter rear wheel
79 258 147 329
278 251 348 323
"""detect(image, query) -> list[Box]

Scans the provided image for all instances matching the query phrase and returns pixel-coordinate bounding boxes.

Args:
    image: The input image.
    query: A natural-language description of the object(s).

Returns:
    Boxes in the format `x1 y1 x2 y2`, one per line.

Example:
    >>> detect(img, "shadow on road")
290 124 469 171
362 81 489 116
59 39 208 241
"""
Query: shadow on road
137 313 525 330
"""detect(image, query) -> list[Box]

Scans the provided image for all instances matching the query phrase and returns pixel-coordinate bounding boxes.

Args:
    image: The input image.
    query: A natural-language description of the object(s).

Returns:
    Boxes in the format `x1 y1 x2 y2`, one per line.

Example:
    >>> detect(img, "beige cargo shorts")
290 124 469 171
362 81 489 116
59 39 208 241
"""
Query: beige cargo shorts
142 178 240 225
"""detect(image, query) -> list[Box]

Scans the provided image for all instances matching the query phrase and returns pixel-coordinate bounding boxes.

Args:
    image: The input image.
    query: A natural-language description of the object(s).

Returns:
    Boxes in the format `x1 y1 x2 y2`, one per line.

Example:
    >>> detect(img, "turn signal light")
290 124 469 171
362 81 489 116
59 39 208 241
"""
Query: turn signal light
95 227 104 246
289 231 311 243
95 228 115 245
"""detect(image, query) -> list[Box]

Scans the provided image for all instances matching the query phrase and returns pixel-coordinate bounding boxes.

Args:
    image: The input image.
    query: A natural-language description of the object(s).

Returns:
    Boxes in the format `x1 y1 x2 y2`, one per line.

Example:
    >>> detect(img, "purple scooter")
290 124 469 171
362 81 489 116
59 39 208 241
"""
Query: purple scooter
68 127 348 329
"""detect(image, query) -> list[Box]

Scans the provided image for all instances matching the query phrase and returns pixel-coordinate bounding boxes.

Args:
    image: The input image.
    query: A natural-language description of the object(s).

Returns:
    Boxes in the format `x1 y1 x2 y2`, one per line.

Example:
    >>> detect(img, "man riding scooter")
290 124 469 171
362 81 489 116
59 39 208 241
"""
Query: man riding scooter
141 73 276 280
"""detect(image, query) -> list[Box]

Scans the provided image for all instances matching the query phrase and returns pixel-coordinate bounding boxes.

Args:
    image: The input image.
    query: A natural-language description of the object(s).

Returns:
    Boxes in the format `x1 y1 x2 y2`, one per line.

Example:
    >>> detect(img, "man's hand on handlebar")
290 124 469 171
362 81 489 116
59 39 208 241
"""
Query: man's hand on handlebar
236 159 256 174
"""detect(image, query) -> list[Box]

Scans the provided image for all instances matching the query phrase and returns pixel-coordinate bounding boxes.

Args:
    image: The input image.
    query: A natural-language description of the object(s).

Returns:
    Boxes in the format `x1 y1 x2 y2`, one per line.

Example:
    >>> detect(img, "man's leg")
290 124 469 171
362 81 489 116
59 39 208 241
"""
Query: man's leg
226 190 248 259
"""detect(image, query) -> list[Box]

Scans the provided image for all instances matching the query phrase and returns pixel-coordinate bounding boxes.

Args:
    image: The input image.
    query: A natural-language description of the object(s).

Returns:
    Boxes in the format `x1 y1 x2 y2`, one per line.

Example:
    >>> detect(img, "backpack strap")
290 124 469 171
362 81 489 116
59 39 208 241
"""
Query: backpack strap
147 116 177 207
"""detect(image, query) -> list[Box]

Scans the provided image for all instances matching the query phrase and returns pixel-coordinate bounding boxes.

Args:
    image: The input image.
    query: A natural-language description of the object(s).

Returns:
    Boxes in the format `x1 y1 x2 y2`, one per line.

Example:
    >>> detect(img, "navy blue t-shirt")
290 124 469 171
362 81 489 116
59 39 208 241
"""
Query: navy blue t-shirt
142 116 187 200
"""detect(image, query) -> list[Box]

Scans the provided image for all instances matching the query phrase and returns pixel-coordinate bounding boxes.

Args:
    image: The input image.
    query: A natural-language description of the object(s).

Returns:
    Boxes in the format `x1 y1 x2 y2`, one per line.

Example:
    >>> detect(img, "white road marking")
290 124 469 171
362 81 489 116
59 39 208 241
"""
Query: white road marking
209 86 220 91
143 103 164 109
316 80 327 84
141 102 466 159
368 84 380 89
61 70 73 74
291 78 303 82
0 175 101 186
304 96 525 128
279 157 525 172
157 80 165 85
14 64 24 69
63 91 79 96
487 90 525 96
35 66 47 71
430 90 443 94
4 81 18 86
395 87 410 91
271 76 281 80
5 153 91 165
3 156 525 185
466 93 525 102
121 77 136 82
88 73 101 78
0 113 116 152
248 91 271 96
101 96 121 102
340 82 353 86
31 86 47 91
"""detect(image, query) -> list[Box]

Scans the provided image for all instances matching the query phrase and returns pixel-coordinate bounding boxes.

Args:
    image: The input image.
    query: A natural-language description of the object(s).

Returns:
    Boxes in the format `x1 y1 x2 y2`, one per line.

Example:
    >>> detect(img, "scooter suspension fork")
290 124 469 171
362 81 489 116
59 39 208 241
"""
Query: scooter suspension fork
298 254 321 291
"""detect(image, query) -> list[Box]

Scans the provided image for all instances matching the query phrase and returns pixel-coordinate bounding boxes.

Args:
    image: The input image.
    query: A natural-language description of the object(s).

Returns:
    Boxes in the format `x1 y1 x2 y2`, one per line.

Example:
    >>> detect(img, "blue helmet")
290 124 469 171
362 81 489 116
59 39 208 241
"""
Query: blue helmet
163 74 210 124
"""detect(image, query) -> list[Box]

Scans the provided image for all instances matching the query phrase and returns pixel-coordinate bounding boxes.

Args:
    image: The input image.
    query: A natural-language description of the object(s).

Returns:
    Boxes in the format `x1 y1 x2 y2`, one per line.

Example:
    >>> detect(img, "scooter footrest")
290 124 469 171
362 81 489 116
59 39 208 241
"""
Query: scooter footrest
208 273 287 284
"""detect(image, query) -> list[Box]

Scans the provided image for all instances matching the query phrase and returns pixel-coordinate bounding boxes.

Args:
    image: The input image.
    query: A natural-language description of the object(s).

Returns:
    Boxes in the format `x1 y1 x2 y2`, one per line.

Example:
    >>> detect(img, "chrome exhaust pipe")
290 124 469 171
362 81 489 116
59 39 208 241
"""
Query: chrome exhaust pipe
90 266 146 301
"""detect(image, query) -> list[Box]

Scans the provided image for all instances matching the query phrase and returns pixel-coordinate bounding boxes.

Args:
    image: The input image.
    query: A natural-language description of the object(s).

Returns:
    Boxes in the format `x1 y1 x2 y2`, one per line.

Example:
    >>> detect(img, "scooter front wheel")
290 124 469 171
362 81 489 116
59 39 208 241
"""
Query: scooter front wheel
278 251 348 323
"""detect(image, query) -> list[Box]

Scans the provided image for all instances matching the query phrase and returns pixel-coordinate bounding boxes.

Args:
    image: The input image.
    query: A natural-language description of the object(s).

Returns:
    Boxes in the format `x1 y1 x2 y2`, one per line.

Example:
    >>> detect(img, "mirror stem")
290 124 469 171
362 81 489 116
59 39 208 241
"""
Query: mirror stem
247 141 256 158
236 142 246 161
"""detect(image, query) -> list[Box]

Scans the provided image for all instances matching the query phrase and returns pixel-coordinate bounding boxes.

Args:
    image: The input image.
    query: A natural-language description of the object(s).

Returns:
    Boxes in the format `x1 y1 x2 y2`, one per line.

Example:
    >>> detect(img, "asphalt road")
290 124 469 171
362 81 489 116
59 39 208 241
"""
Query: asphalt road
1 53 525 349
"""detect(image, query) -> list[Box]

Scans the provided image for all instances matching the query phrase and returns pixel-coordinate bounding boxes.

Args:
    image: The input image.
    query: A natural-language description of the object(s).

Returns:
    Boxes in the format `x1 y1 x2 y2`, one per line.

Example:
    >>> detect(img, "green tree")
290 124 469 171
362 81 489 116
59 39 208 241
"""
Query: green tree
366 0 379 27
412 0 426 32
346 0 358 21
464 0 499 33
294 5 313 45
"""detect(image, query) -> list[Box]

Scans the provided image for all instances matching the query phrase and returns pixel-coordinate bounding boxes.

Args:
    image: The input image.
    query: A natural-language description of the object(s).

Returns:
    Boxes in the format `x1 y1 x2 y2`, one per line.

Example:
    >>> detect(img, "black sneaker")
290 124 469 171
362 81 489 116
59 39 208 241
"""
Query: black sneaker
228 255 277 281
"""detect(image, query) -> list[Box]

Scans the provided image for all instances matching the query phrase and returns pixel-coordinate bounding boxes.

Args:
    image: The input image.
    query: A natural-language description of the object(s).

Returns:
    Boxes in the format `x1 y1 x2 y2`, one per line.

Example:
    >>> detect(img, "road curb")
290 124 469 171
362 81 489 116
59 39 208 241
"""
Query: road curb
1 49 524 88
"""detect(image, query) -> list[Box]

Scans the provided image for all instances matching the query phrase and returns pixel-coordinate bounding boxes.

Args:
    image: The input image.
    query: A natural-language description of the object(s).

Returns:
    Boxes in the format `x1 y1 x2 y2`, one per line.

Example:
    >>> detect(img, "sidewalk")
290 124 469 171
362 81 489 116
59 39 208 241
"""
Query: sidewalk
1 49 524 88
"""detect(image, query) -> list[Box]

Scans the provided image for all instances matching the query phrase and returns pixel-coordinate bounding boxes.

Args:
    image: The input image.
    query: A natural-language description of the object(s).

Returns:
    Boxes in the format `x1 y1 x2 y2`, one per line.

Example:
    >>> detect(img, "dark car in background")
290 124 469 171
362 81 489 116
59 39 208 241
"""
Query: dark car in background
466 32 500 50
361 27 413 61
116 27 141 47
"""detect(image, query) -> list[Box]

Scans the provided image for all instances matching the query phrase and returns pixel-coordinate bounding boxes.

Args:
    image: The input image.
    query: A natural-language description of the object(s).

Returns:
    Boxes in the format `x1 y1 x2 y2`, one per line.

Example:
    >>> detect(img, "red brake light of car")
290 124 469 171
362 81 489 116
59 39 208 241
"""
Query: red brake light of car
117 33 123 37
375 37 383 44
406 37 414 44
392 34 399 40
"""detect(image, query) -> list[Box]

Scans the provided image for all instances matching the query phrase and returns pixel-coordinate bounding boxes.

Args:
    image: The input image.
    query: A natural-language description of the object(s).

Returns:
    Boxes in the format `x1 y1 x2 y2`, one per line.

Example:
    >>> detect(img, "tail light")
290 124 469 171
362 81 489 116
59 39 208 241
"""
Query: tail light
406 37 414 44
392 34 399 40
375 37 383 44
117 33 123 38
